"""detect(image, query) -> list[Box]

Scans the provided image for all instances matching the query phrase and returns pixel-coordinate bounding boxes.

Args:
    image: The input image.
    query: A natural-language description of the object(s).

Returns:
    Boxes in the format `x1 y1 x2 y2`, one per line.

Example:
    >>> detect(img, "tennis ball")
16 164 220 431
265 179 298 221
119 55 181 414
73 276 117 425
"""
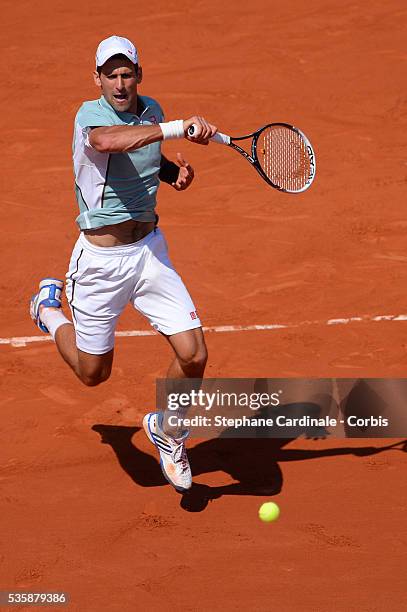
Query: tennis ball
259 501 280 523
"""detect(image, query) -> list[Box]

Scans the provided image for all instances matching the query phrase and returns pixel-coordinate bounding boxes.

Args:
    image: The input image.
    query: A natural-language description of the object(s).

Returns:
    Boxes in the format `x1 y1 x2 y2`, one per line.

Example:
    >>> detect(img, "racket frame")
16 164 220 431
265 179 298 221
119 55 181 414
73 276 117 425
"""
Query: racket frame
224 122 316 193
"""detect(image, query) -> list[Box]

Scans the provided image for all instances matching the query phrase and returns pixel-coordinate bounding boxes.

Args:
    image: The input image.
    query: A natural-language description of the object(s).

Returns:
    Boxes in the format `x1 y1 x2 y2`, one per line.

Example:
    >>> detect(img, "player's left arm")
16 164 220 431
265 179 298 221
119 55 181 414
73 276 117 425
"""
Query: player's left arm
159 153 194 191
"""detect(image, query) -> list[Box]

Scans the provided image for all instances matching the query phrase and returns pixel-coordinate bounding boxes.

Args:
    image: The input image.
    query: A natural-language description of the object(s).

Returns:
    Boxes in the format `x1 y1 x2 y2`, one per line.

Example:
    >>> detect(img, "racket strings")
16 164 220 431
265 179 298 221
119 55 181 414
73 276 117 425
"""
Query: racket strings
258 127 312 192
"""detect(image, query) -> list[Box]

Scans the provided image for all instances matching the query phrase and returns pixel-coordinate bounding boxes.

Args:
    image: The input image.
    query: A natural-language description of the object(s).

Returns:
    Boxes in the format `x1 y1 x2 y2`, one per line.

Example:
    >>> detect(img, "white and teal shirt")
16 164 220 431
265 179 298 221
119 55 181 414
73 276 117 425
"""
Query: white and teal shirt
73 95 164 230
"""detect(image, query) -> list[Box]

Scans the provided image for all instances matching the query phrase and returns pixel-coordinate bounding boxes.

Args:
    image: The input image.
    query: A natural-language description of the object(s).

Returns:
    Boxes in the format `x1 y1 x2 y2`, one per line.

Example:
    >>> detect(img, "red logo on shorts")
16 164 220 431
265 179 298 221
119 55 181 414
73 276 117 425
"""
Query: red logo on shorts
190 310 198 320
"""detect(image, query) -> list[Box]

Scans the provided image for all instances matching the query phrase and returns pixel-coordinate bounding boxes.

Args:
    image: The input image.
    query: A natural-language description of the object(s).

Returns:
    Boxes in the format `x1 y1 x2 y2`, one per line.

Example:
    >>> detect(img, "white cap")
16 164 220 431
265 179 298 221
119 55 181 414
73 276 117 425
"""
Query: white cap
95 35 138 68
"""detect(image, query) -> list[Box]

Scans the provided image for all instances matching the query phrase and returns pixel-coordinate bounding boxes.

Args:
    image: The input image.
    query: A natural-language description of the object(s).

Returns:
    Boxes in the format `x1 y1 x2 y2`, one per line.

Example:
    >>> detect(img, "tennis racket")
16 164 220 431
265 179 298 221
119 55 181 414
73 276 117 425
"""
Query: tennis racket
188 123 316 193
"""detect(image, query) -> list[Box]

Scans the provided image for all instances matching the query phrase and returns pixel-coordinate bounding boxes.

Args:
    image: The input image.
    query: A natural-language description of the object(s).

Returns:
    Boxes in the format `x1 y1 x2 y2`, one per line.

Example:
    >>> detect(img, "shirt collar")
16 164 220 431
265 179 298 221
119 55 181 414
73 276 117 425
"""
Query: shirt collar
100 95 150 121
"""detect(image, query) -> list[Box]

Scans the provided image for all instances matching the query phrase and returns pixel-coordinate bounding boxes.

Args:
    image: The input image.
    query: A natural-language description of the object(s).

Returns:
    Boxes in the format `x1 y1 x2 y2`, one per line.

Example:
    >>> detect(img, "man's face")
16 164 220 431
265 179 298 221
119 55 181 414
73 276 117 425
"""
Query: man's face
94 56 142 114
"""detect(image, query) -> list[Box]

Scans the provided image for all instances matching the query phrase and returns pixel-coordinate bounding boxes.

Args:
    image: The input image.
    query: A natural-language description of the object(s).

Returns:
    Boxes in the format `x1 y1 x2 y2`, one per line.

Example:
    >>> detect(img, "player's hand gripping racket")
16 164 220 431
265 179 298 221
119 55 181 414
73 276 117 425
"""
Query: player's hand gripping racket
188 123 316 193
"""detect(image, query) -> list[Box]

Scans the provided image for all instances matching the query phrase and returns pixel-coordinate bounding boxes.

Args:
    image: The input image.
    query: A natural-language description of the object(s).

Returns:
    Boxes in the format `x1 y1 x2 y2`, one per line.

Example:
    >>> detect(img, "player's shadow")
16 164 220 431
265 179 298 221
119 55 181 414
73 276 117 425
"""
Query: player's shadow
91 419 406 513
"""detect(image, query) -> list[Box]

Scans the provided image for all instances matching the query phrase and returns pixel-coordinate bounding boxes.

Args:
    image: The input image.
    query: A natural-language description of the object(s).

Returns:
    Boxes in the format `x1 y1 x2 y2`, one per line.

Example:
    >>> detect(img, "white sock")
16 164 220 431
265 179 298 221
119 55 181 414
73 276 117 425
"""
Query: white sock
40 308 72 339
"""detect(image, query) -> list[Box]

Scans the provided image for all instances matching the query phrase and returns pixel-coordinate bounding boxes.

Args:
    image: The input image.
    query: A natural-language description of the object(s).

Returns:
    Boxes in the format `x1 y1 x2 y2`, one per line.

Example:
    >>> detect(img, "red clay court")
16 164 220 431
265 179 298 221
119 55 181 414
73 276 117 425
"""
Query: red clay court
1 1 407 610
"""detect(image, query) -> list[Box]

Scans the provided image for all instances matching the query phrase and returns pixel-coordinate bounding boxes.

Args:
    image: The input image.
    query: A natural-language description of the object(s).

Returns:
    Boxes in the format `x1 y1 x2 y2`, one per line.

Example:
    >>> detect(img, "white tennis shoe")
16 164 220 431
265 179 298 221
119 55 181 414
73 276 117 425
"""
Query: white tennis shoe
143 412 192 493
30 278 64 333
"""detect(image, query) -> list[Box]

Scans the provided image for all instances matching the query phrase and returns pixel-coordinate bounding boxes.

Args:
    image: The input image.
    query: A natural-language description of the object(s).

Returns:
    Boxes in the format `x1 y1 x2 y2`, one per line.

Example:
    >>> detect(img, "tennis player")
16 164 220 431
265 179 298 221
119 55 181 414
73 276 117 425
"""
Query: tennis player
30 35 217 493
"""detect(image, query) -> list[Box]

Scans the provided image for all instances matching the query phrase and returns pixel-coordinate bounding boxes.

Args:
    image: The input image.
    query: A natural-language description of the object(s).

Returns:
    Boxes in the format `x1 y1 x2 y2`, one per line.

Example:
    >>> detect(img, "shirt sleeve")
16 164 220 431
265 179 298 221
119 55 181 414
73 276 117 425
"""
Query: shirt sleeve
76 102 114 149
76 102 113 129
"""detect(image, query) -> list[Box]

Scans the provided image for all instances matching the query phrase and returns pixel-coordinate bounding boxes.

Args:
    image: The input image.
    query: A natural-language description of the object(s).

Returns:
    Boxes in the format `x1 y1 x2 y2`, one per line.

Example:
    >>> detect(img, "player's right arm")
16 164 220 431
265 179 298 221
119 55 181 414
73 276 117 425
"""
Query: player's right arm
89 116 217 153
89 123 162 153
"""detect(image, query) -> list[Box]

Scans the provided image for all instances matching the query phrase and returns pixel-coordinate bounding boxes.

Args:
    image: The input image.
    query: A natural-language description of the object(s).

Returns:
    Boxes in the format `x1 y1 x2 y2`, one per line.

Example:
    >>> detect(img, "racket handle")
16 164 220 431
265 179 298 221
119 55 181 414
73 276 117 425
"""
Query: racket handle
187 124 230 145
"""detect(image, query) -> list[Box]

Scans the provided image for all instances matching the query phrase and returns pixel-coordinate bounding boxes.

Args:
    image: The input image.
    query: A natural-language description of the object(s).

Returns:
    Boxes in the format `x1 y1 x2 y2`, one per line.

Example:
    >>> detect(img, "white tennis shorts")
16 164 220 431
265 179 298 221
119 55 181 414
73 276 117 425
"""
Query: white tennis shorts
65 229 201 355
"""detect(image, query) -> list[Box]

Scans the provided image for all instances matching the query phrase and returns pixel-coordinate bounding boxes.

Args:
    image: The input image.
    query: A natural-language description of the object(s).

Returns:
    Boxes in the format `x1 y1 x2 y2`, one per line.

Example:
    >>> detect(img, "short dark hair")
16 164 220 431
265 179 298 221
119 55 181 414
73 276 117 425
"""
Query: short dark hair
97 54 138 75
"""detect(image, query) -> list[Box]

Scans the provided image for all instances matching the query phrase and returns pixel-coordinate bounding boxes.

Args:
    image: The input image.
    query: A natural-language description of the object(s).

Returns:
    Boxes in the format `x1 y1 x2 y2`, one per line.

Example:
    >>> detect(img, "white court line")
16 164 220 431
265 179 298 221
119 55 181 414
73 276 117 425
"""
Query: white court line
1 313 407 347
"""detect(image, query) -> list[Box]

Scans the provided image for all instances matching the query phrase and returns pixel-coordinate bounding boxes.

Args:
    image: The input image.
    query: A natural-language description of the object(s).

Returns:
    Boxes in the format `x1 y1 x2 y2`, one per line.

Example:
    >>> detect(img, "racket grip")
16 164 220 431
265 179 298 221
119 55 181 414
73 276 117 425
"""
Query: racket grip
188 124 230 145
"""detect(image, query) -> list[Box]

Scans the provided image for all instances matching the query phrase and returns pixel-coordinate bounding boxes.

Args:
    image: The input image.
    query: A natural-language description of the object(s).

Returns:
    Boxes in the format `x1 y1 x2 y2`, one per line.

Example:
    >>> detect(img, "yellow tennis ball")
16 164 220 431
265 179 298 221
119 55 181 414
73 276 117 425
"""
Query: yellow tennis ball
259 501 280 523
